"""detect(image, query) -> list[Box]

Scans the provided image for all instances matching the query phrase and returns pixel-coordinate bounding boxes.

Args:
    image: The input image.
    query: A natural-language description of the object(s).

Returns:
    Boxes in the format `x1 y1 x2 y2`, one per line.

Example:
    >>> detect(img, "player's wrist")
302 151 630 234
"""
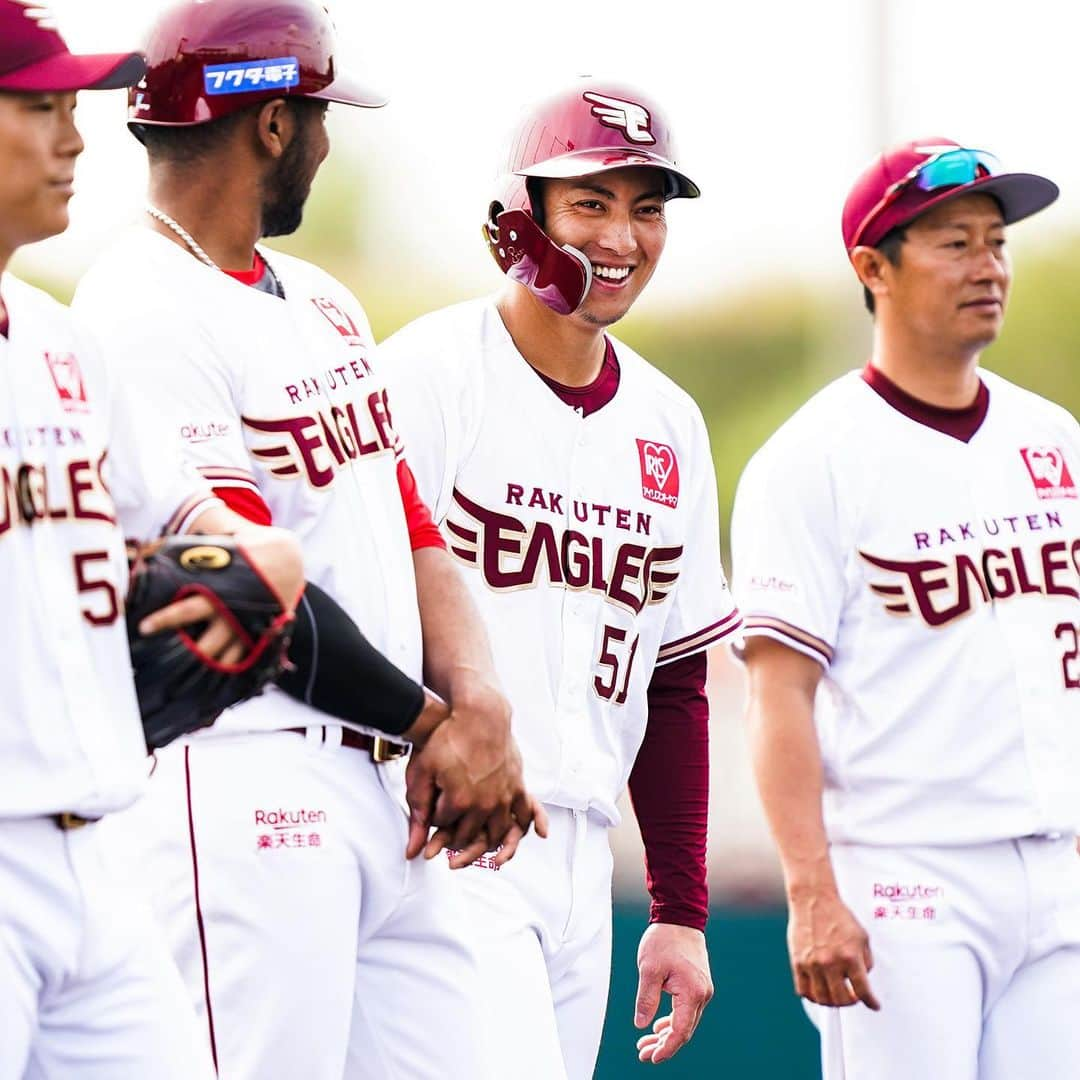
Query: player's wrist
783 856 841 902
402 691 450 748
445 668 511 732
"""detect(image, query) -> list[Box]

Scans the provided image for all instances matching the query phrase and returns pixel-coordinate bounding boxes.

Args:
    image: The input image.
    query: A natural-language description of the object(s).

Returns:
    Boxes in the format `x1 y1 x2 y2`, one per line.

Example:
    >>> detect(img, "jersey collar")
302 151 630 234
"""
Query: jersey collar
862 363 989 443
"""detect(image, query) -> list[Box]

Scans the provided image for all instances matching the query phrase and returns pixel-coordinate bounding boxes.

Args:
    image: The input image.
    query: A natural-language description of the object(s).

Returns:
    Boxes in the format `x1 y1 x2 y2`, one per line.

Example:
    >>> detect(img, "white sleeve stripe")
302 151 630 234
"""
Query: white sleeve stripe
165 495 224 536
656 610 742 662
197 465 259 485
742 615 834 664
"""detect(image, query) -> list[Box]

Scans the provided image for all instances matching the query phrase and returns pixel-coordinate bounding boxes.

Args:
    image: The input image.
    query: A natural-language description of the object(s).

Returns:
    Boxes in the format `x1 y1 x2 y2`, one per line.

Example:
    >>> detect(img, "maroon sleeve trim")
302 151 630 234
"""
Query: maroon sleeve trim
656 609 742 664
164 493 223 536
741 614 834 665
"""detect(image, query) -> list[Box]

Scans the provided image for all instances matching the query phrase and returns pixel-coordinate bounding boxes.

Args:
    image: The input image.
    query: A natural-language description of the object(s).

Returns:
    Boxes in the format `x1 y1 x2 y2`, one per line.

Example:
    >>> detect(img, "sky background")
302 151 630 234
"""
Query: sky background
15 0 1080 313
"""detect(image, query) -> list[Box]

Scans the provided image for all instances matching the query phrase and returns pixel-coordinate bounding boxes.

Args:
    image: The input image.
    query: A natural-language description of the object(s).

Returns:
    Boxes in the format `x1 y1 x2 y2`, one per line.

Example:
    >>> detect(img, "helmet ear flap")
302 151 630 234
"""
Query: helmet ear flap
482 204 591 317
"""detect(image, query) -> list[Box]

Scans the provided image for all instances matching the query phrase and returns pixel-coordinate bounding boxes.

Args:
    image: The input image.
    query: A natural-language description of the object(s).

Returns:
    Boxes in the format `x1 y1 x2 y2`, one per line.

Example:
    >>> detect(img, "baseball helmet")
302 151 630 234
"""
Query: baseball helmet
128 0 385 132
482 80 699 316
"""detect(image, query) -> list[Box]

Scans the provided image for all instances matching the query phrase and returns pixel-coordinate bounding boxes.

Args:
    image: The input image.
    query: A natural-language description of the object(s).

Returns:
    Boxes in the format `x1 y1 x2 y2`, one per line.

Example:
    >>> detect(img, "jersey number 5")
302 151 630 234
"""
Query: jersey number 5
1055 623 1080 690
73 550 121 627
594 624 640 704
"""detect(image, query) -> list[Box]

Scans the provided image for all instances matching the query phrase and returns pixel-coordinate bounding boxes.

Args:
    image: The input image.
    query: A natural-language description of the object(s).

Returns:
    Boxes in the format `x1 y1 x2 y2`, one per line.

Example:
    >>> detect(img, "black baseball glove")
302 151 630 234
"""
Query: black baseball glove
126 536 295 751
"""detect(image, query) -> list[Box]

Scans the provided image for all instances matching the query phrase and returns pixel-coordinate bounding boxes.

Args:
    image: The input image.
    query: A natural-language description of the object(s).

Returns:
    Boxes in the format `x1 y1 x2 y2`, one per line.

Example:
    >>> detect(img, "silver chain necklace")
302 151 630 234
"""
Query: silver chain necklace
144 204 284 298
145 204 219 269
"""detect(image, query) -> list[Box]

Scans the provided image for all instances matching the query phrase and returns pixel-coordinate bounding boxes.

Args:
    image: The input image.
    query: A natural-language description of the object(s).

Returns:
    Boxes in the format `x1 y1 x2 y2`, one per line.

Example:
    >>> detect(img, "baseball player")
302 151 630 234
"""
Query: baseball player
0 4 305 1077
380 80 740 1078
72 2 542 1078
730 138 1080 1079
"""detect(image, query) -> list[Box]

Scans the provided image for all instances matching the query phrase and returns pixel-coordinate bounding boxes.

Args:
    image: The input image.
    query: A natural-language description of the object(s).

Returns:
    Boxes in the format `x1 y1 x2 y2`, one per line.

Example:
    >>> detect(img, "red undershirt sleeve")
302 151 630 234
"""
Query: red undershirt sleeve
396 458 446 552
628 650 710 931
212 485 273 525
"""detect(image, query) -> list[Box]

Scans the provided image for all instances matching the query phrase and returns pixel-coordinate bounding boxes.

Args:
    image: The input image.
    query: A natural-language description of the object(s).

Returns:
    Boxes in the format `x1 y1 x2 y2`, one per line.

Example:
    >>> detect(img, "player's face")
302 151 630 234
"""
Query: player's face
884 193 1011 352
0 91 83 257
539 166 668 327
261 101 330 238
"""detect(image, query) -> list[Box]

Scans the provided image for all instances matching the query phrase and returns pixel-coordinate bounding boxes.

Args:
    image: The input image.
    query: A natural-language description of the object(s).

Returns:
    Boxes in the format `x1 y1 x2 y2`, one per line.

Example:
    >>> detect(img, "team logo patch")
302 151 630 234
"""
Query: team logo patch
583 92 656 145
1020 446 1077 500
204 57 300 96
636 439 679 508
43 352 89 413
311 297 365 347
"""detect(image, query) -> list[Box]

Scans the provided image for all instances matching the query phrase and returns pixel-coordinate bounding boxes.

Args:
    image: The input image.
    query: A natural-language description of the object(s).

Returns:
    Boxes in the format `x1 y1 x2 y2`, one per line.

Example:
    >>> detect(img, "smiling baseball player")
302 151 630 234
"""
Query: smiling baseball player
730 138 1080 1079
72 1 542 1077
0 4 305 1076
381 80 739 1078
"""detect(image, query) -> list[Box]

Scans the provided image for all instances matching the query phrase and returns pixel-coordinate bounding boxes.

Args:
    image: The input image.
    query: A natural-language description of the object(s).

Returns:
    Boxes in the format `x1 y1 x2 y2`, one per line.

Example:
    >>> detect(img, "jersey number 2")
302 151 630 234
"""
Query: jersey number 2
1056 623 1080 690
73 551 121 627
594 624 640 704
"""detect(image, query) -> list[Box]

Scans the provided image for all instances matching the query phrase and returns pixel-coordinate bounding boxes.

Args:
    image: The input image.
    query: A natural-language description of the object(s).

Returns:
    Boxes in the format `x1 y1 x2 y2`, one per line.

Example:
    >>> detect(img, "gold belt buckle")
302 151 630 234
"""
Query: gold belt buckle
56 812 94 831
372 737 408 763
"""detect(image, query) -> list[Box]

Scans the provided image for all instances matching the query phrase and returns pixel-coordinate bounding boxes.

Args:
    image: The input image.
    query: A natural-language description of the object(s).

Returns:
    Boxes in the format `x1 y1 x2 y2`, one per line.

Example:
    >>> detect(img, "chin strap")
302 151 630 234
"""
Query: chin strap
482 207 592 316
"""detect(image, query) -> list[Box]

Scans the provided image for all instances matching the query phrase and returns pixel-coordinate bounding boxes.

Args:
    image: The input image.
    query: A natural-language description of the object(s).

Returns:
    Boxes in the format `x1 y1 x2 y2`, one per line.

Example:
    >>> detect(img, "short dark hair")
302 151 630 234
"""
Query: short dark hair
133 107 252 165
133 98 325 166
525 176 545 228
863 225 907 315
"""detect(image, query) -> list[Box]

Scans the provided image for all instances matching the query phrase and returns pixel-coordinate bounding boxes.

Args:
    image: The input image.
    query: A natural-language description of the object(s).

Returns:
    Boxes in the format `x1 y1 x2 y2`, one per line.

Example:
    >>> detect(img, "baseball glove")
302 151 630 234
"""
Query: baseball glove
126 536 295 751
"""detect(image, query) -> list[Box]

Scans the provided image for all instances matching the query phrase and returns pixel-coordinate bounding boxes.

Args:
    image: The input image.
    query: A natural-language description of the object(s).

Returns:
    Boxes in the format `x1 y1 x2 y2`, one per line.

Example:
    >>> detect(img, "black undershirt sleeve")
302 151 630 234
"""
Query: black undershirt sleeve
275 582 426 738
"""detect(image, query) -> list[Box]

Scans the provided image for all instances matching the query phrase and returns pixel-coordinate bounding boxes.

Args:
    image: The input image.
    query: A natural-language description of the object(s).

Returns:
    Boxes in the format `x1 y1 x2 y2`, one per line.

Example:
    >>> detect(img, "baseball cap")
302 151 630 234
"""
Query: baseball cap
0 0 145 92
842 136 1059 252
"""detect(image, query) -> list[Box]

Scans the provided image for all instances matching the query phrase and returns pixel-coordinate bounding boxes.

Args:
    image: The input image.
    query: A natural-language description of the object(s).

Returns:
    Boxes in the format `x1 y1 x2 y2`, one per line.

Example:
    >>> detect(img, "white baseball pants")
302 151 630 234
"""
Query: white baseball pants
452 805 615 1080
102 728 491 1080
810 835 1080 1080
0 816 215 1080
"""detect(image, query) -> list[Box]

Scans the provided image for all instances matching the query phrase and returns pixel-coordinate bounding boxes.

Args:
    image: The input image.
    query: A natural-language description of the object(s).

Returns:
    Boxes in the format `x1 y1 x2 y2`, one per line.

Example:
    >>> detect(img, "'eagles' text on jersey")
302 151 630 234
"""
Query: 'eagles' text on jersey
382 299 739 824
1 275 217 816
731 368 1080 845
73 232 422 736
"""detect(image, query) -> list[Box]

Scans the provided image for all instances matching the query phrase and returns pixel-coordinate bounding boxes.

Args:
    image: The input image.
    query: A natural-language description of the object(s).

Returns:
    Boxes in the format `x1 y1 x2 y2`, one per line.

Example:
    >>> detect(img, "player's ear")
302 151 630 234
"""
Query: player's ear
255 99 292 158
850 245 891 305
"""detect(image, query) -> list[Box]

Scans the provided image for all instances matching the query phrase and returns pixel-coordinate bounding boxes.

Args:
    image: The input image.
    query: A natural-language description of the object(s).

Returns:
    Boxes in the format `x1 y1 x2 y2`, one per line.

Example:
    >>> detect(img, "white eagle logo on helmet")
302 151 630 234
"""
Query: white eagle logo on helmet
12 0 60 30
583 91 656 145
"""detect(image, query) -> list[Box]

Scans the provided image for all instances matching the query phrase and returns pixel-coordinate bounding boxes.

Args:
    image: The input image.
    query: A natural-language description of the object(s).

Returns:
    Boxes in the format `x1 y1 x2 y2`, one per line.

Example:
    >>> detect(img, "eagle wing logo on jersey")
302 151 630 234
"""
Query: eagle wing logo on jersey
12 0 59 29
43 352 90 413
583 92 657 145
636 439 679 508
1020 446 1077 500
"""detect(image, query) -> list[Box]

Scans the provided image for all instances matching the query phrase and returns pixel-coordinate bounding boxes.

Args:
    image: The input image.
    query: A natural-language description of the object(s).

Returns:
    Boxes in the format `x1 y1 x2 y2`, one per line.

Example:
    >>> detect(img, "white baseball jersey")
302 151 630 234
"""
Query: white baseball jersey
73 230 423 736
381 298 739 824
731 366 1080 846
0 274 218 819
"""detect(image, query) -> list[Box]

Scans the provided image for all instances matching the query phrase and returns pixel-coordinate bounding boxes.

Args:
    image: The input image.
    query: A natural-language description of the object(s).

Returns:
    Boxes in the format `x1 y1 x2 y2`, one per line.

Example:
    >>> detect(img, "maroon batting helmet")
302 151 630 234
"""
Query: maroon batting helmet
483 80 700 316
128 0 385 132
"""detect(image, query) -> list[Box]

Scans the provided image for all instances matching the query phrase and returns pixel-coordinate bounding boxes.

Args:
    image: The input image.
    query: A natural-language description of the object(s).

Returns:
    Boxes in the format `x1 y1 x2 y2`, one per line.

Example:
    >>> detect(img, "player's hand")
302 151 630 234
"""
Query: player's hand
402 678 548 866
787 886 880 1010
136 526 304 667
633 923 713 1064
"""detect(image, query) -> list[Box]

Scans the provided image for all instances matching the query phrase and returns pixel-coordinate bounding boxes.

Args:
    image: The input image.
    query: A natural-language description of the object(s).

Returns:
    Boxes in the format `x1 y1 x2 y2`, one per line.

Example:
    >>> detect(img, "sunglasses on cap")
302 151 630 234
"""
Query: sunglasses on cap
850 147 1003 248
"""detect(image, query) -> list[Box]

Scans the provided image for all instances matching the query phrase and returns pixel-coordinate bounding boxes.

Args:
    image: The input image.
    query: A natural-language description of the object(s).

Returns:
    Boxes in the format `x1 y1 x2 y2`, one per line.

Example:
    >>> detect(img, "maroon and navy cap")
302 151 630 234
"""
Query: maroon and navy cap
0 0 145 92
842 136 1059 252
